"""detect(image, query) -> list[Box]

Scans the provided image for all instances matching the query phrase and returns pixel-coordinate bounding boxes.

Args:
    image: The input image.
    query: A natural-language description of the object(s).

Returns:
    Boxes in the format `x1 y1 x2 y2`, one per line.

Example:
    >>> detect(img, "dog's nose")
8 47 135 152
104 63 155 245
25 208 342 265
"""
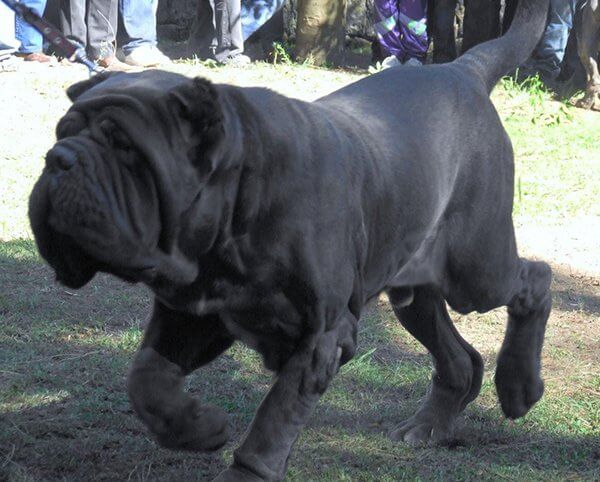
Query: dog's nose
46 145 78 171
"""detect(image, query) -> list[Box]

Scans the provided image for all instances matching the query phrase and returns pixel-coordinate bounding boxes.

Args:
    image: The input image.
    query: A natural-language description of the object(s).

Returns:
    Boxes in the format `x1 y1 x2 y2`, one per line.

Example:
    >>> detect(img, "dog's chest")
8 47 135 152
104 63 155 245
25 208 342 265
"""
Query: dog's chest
221 311 301 371
156 274 305 371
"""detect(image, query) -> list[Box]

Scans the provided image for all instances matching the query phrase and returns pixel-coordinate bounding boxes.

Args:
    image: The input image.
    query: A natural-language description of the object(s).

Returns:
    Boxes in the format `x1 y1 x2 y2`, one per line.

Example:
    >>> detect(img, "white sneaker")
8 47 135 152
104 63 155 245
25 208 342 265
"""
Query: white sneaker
403 57 423 67
122 45 171 67
381 55 401 70
221 53 251 66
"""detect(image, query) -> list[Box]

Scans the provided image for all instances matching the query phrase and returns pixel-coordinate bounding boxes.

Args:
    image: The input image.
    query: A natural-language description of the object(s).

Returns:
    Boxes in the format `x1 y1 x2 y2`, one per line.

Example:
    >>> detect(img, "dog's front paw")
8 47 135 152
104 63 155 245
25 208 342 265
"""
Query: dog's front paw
390 416 455 446
495 354 544 419
156 402 230 452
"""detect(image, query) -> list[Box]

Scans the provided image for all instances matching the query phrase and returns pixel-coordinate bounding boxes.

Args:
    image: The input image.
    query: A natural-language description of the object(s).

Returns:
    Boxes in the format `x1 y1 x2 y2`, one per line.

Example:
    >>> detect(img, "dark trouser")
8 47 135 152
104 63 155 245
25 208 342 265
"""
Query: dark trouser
190 0 243 61
59 0 118 59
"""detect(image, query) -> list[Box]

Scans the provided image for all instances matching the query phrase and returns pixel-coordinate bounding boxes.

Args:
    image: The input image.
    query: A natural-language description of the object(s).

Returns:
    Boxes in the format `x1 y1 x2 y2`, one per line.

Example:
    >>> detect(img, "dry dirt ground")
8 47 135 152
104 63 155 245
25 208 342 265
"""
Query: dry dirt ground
0 58 599 481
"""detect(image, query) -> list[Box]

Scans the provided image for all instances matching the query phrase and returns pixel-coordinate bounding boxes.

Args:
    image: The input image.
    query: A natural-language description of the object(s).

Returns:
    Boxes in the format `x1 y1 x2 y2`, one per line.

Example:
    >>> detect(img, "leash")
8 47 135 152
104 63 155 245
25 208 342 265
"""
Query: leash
1 0 103 75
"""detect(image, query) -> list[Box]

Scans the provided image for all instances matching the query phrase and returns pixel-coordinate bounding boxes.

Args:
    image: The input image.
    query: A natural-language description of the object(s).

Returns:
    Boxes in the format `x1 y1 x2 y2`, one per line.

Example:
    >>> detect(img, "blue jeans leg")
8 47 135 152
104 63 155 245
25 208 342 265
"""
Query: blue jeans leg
241 0 285 41
532 0 578 78
120 0 157 55
15 0 48 53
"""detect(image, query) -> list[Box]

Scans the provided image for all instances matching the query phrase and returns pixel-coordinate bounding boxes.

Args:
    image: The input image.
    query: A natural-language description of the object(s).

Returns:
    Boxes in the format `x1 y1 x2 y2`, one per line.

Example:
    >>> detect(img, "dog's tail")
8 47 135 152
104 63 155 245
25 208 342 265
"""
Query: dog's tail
455 0 550 94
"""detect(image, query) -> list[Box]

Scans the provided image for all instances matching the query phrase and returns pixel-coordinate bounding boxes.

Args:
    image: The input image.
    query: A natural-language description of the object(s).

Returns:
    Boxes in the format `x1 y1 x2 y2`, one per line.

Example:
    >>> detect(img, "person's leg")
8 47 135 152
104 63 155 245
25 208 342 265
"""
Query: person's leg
373 0 405 61
429 0 457 63
374 0 428 65
462 0 501 53
119 0 170 66
59 0 87 50
212 0 245 62
120 0 156 54
14 0 48 55
397 0 429 62
86 0 119 60
188 0 218 59
530 0 578 79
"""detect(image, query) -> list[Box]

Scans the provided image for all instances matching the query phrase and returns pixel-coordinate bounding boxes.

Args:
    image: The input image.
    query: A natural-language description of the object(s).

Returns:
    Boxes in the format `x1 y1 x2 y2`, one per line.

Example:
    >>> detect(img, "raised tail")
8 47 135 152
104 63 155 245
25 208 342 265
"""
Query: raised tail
455 0 550 94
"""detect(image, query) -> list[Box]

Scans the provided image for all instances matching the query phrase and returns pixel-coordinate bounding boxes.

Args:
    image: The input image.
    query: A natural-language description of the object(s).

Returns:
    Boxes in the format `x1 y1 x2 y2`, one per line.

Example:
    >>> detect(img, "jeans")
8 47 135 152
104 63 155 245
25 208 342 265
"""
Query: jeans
15 0 48 53
120 0 157 55
531 0 578 78
241 0 284 41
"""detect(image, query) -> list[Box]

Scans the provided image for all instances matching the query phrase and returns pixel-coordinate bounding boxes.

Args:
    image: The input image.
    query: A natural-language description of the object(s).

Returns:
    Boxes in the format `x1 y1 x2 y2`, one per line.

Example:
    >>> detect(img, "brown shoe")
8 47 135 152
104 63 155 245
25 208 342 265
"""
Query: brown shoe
96 55 134 72
15 52 56 63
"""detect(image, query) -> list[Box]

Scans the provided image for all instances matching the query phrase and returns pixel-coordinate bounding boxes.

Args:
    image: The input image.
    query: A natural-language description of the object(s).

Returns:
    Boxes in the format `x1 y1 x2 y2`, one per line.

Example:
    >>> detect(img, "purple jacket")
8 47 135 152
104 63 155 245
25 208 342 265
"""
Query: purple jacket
374 0 428 61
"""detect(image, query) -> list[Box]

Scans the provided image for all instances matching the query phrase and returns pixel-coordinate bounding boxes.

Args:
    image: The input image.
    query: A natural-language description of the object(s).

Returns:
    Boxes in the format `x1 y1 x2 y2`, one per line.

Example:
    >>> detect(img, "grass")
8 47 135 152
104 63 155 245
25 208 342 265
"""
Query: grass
0 59 599 481
495 75 600 220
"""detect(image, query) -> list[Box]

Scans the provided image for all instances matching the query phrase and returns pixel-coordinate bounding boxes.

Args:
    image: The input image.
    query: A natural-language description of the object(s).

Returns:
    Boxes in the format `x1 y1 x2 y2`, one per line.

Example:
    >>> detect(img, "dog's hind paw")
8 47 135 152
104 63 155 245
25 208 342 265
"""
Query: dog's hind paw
495 355 544 419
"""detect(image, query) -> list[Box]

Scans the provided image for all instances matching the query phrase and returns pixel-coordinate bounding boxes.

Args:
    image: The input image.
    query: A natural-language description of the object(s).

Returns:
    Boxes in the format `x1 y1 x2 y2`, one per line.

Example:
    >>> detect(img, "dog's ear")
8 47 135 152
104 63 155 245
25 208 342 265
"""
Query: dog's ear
66 72 119 101
168 77 225 174
168 77 224 133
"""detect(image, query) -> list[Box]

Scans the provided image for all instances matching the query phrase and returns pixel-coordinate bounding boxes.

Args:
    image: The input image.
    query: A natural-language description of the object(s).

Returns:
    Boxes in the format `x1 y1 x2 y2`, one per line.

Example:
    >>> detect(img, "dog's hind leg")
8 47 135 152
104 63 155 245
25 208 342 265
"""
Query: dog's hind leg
495 259 552 419
127 300 234 452
387 285 483 445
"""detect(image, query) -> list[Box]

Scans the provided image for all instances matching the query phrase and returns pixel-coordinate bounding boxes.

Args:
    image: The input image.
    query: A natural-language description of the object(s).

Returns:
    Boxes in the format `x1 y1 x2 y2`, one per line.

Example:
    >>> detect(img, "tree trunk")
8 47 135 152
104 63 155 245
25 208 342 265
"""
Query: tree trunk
295 0 347 65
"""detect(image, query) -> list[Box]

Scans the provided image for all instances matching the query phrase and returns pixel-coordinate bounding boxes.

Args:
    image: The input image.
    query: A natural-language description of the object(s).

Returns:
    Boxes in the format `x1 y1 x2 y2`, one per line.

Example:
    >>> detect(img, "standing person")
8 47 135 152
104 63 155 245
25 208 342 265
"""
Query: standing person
374 0 428 68
189 0 250 65
14 0 56 63
118 0 170 67
519 0 578 84
59 0 130 70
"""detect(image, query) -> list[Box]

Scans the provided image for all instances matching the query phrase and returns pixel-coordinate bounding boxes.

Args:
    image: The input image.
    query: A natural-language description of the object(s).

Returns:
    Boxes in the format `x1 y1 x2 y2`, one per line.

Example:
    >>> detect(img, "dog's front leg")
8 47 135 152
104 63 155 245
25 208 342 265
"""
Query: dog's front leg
215 316 357 482
128 301 234 452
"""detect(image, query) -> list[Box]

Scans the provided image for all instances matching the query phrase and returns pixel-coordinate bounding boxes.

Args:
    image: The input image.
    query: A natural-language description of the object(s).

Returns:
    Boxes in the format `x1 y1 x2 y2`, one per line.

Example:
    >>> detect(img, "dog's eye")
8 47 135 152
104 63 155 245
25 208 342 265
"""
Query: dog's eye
99 119 116 136
56 112 86 138
100 119 130 149
112 129 131 149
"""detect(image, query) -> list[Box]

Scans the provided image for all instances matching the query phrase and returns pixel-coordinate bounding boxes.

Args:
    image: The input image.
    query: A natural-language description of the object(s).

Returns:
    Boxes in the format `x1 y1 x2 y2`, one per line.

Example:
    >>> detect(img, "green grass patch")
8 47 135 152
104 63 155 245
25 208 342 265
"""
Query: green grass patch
495 75 600 220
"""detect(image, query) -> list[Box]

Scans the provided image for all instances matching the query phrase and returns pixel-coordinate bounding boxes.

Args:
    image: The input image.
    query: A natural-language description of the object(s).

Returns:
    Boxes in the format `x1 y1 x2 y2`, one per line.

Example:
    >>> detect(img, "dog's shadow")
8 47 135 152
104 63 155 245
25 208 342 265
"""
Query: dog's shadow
1 239 598 481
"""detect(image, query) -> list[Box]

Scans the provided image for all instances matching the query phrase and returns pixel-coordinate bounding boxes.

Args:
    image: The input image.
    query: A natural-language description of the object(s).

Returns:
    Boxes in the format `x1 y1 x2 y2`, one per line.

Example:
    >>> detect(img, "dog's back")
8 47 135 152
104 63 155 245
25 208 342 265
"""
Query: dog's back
310 0 551 308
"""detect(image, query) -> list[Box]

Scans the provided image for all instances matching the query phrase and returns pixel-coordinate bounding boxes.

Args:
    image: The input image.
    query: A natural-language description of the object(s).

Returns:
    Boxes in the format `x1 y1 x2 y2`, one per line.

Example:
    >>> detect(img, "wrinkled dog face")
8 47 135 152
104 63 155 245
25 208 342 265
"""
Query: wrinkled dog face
29 71 224 289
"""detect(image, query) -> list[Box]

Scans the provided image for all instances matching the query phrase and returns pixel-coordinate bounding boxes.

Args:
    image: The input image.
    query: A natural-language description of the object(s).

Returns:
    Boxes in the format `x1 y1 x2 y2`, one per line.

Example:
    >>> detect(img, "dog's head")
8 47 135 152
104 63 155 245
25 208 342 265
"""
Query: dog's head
29 71 225 289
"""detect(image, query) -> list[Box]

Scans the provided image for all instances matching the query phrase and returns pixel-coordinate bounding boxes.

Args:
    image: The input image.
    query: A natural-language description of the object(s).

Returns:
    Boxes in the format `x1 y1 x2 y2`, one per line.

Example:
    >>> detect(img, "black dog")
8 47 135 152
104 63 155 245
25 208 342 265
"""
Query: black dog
29 1 552 480
577 0 600 108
